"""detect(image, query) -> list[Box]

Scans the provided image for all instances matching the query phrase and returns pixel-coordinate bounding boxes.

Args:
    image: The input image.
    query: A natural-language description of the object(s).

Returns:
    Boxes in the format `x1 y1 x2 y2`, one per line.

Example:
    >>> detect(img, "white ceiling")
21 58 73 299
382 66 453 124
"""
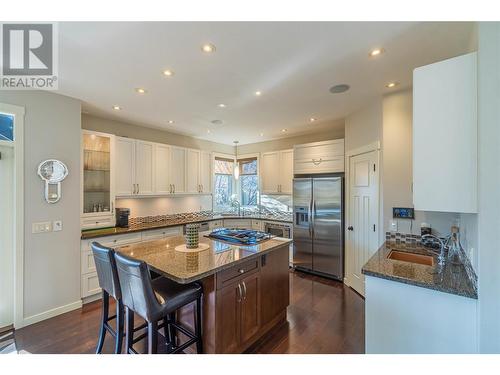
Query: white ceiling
58 22 475 145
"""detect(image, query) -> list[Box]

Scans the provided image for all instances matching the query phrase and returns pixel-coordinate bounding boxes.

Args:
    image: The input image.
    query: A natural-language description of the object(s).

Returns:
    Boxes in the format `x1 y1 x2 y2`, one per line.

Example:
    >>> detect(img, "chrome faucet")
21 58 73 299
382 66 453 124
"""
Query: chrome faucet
231 199 241 216
421 234 446 266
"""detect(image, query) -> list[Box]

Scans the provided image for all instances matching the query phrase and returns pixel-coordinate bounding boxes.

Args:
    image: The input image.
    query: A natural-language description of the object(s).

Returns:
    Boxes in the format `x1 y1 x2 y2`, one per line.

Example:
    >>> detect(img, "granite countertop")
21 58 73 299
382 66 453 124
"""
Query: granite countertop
81 213 293 240
362 241 478 299
115 234 292 284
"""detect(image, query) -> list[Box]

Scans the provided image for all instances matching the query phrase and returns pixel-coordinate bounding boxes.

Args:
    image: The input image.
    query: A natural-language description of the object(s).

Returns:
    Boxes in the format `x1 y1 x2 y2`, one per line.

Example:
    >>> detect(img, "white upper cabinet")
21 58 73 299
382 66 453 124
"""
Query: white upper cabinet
186 149 201 194
115 137 135 196
81 130 116 229
279 149 294 194
135 140 155 195
413 52 477 213
199 151 212 194
261 150 294 194
154 143 171 194
170 146 187 194
261 151 280 194
293 139 344 174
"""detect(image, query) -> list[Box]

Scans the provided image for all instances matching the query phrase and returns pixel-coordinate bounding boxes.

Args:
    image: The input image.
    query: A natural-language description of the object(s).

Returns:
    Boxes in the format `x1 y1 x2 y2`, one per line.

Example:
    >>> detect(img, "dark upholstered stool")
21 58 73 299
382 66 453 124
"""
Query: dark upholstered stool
91 242 125 354
114 252 203 354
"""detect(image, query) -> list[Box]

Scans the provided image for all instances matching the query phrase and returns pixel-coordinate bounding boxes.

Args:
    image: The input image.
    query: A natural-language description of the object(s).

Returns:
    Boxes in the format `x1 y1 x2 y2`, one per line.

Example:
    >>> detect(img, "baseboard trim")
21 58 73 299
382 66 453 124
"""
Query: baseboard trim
82 293 102 305
18 300 83 328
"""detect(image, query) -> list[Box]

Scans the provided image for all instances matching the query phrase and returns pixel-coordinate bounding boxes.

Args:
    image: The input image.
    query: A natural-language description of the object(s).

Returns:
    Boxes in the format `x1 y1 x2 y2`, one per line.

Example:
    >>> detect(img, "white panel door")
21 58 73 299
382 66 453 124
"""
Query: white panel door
199 151 212 194
261 151 280 194
170 147 186 194
115 137 135 196
135 140 155 195
154 143 171 194
279 149 294 194
346 150 379 296
186 149 200 194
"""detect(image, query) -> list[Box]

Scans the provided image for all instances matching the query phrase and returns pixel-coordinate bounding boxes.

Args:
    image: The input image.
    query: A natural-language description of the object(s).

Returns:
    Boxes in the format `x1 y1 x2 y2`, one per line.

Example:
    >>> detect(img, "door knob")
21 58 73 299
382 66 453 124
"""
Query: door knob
347 226 354 231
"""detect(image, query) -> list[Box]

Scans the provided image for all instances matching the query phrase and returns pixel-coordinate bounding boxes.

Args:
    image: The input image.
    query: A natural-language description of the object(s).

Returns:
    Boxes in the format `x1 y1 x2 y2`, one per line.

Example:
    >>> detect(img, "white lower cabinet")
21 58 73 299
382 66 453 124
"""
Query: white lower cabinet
223 219 253 229
80 228 180 299
209 220 223 230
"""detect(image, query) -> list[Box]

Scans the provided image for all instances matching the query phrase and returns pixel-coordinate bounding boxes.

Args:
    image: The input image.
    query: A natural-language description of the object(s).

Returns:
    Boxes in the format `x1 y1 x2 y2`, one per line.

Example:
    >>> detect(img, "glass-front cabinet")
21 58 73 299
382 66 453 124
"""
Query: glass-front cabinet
81 130 116 229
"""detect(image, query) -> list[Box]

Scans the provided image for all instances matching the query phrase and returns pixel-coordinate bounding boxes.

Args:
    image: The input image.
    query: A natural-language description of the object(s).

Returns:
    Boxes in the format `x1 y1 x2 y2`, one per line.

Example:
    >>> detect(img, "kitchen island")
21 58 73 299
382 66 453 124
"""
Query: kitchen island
116 234 292 354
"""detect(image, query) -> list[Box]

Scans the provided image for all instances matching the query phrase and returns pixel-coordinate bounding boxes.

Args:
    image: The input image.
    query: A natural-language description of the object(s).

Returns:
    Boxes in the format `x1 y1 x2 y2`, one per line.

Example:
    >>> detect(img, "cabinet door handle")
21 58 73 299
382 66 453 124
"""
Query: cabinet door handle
312 158 322 165
173 184 176 194
242 281 247 301
237 283 242 303
201 184 203 192
133 184 136 194
137 184 139 194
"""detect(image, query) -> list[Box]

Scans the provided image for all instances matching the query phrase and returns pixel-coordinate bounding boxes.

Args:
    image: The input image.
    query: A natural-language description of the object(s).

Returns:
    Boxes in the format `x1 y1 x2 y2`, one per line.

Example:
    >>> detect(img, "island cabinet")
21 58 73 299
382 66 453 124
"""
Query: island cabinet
176 244 290 353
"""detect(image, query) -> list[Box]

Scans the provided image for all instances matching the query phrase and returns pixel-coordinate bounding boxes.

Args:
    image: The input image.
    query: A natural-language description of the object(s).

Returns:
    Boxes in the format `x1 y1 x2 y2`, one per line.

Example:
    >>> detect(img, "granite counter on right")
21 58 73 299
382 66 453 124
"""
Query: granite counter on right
361 241 479 354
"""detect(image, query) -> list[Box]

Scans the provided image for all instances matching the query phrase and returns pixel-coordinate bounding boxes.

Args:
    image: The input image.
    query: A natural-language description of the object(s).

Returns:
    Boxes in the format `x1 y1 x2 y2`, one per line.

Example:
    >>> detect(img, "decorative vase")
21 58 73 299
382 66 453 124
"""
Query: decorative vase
185 223 200 249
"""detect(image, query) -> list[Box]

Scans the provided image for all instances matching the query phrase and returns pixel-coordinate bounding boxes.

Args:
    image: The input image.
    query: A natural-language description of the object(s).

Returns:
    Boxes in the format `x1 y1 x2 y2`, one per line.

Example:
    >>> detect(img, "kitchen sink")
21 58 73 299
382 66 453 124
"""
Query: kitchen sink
387 250 435 266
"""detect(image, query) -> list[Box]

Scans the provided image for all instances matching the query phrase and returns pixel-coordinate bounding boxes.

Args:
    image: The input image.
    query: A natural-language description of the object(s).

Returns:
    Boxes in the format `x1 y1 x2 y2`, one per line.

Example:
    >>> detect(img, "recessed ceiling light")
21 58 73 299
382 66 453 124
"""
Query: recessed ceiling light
255 91 262 96
162 69 174 77
201 43 216 53
309 117 317 123
369 48 385 57
218 103 226 108
386 81 399 88
112 105 121 111
329 84 350 94
211 119 223 125
135 88 147 94
281 128 287 133
168 120 175 124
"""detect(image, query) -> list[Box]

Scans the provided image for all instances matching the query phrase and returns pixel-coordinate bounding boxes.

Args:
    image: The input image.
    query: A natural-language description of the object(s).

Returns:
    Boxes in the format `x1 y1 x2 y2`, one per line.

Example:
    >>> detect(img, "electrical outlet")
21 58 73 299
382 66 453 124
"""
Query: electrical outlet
53 220 63 232
390 220 398 232
32 221 52 234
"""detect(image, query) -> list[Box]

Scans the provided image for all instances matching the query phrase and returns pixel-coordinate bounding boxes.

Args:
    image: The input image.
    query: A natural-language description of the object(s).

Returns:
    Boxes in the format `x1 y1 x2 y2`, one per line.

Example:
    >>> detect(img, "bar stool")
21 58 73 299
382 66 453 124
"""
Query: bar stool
91 242 125 354
114 252 203 354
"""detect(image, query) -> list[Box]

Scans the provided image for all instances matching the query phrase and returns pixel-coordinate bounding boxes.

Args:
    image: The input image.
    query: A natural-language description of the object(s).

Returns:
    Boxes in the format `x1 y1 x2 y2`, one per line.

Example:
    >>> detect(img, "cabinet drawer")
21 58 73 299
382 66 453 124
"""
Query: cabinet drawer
141 226 182 241
223 219 252 229
217 259 260 290
294 156 344 174
81 232 142 251
81 272 101 298
209 220 223 229
81 215 115 230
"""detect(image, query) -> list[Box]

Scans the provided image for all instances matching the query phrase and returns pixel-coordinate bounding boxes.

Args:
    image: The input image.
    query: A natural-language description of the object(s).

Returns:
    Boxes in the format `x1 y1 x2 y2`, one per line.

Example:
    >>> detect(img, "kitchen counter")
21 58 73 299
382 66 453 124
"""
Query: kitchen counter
115 234 292 284
81 213 292 240
115 234 292 353
362 241 478 299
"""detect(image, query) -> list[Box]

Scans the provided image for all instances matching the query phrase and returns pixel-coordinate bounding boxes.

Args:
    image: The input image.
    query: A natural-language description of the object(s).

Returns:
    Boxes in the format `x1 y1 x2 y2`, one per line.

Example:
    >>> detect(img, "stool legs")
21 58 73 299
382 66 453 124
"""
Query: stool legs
114 301 124 354
147 320 158 354
96 290 109 354
125 307 134 354
195 297 203 354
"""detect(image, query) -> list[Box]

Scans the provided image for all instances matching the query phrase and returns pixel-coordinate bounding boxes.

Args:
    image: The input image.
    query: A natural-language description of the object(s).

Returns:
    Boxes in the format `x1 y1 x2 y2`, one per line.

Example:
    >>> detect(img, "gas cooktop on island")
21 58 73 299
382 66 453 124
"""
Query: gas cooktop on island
206 228 273 245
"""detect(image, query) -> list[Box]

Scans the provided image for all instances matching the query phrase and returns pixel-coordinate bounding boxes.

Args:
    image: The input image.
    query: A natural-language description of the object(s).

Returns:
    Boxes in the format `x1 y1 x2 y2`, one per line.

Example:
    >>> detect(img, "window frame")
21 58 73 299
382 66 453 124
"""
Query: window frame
212 152 260 212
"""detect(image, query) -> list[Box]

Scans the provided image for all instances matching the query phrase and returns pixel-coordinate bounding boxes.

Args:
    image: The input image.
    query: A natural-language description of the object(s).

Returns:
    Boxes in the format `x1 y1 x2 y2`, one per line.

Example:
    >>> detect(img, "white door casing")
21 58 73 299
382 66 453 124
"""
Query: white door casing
0 145 14 328
346 149 380 296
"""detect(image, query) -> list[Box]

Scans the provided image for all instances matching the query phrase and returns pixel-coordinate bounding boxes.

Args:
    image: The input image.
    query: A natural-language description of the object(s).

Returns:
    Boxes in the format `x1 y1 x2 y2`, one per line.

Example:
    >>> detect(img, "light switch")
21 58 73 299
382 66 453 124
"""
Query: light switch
32 221 52 234
53 220 63 232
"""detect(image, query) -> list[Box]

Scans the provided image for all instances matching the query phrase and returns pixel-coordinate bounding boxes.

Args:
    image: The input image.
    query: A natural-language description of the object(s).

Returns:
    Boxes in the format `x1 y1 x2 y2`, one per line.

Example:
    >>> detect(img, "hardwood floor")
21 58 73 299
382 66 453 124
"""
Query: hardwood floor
14 270 365 354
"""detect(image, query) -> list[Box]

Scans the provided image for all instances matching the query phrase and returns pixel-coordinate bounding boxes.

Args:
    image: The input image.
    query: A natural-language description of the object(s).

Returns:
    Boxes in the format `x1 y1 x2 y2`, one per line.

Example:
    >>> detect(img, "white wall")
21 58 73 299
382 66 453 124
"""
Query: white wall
0 91 81 325
345 99 382 153
477 22 500 353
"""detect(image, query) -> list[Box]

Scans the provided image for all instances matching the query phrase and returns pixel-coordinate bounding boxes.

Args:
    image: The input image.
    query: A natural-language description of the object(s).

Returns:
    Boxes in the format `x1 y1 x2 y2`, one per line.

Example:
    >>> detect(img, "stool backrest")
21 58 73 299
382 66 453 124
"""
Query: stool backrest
114 252 160 321
91 242 121 299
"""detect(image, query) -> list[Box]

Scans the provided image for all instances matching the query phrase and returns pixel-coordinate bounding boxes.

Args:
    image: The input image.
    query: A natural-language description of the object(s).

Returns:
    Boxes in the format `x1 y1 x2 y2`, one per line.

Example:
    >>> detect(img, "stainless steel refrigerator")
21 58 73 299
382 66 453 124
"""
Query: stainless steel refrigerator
293 176 344 280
